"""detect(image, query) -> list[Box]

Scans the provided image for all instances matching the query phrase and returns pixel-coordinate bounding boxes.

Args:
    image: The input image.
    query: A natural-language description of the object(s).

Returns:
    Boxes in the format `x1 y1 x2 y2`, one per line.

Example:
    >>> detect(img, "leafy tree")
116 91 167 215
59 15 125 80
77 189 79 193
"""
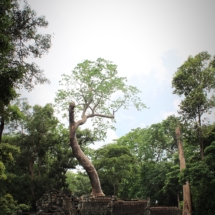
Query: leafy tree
163 164 182 208
3 98 98 208
0 194 18 215
2 101 75 209
55 58 146 196
117 115 180 163
172 51 215 159
140 161 178 206
0 0 51 141
93 144 136 196
66 171 91 197
181 141 215 215
115 116 182 204
0 143 20 214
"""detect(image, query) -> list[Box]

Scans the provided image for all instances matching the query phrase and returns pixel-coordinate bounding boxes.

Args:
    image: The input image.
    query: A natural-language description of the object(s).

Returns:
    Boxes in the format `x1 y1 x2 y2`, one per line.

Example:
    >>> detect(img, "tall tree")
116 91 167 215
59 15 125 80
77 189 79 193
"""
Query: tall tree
0 0 51 141
172 51 215 159
180 125 215 215
175 127 192 215
3 101 75 209
55 58 146 196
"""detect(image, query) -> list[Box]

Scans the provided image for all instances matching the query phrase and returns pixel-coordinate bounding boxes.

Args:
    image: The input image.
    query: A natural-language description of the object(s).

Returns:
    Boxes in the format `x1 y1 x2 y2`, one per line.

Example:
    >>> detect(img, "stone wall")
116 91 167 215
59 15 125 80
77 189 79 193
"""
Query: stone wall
78 196 149 215
150 207 181 215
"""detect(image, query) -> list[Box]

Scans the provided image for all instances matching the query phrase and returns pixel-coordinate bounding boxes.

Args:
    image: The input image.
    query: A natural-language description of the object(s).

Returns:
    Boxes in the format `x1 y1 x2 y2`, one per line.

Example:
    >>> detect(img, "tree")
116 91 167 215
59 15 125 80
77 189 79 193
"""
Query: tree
115 115 182 204
140 161 178 206
180 126 215 215
175 127 192 215
0 0 51 141
93 144 136 196
2 101 75 209
117 115 180 163
181 142 215 215
55 58 146 196
0 143 20 214
172 51 215 159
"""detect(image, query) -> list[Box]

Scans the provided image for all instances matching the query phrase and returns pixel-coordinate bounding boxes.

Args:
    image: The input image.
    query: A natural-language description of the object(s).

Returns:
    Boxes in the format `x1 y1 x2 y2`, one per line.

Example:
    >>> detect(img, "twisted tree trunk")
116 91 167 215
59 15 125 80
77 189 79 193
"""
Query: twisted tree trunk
69 102 104 196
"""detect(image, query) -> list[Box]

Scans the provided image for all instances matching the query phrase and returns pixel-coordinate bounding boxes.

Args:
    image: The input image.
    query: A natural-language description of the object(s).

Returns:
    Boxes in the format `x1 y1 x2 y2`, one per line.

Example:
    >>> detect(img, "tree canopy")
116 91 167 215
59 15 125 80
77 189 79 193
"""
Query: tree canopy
172 51 215 125
0 0 51 142
172 51 215 159
55 58 146 196
55 58 146 139
93 144 136 196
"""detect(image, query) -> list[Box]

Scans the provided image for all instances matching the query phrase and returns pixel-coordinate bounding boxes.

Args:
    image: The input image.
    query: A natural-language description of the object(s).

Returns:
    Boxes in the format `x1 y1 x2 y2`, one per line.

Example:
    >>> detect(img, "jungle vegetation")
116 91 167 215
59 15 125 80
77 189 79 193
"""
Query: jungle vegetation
1 1 215 214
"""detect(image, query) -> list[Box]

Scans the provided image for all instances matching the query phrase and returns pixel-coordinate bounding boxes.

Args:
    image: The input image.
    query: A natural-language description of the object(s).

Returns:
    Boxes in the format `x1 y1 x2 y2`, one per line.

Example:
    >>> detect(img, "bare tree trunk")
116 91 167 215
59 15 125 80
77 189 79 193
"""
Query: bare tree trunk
175 127 192 215
69 103 104 196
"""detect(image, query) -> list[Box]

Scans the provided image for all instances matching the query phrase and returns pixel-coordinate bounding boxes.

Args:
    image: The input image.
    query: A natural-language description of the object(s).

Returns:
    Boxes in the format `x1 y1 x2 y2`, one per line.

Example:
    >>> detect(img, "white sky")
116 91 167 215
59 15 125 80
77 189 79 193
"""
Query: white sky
22 0 215 148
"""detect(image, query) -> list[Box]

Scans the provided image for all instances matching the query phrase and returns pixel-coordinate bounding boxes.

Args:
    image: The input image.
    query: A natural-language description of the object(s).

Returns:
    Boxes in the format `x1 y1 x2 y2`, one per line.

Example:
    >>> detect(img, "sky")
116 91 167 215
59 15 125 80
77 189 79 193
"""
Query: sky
21 0 215 148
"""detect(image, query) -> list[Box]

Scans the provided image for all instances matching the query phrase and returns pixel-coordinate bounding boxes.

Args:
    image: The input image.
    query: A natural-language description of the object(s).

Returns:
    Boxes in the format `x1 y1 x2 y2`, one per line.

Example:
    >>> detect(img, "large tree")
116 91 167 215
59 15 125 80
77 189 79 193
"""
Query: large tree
172 51 215 159
0 0 51 141
55 58 146 196
2 100 75 208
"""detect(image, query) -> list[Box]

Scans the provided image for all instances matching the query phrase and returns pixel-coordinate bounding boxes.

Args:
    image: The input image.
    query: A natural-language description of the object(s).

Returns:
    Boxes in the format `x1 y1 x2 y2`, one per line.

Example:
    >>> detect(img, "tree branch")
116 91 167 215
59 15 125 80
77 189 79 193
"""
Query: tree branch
69 102 75 125
76 115 87 127
87 113 114 119
82 97 93 118
92 95 103 113
113 98 127 114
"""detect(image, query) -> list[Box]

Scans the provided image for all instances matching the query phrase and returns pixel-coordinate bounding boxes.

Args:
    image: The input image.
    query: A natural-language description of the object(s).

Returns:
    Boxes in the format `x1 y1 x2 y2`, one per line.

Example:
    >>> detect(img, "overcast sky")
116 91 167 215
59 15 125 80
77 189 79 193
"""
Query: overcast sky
22 0 215 148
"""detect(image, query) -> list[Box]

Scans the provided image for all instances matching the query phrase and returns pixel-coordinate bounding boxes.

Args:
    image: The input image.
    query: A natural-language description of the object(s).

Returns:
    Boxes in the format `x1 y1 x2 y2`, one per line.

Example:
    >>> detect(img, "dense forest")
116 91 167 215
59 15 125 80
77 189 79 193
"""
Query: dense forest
1 1 215 215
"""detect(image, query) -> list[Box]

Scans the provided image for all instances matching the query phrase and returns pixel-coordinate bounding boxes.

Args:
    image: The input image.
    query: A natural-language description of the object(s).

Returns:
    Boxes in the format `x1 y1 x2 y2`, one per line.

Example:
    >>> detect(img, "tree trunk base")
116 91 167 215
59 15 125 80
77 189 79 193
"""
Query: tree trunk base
91 189 105 197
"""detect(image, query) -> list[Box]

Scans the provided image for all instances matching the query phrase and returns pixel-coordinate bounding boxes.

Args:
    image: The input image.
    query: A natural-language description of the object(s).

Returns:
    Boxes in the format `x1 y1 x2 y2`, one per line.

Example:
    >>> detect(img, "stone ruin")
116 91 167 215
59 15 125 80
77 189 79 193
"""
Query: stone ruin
36 190 78 215
34 190 181 215
78 195 149 215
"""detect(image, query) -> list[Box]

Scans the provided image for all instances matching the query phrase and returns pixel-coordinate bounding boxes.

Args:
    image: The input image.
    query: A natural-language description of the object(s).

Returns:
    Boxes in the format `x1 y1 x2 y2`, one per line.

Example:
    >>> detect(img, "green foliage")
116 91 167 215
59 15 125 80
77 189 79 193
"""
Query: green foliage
0 161 6 180
17 203 31 212
66 171 91 197
117 115 180 163
172 51 215 124
93 144 137 196
0 0 51 106
140 161 176 205
1 98 98 208
0 143 20 215
172 51 215 159
0 143 20 191
0 142 20 165
2 100 76 209
163 164 182 205
55 58 146 140
117 171 142 199
180 141 215 214
112 116 182 205
0 193 17 215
